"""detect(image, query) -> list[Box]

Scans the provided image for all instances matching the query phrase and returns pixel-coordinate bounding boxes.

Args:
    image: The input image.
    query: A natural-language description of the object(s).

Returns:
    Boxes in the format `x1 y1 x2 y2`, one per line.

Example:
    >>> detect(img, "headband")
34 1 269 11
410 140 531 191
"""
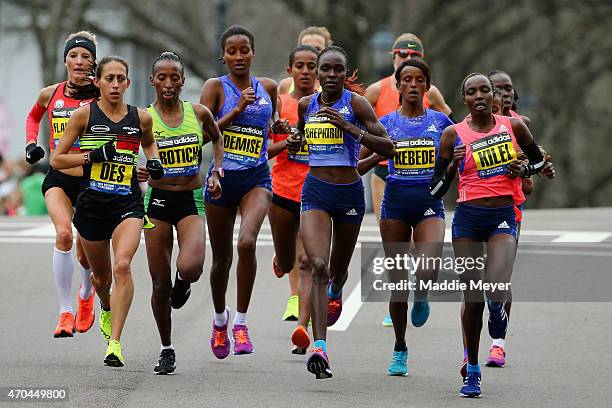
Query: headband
64 37 96 61
392 40 424 54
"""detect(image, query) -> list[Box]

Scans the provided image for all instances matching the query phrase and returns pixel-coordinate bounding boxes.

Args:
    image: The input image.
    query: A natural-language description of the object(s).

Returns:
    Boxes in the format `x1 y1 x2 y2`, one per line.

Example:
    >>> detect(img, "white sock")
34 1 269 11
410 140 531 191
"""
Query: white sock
492 338 505 348
214 306 229 327
161 344 174 351
233 311 247 326
53 247 74 314
79 265 93 299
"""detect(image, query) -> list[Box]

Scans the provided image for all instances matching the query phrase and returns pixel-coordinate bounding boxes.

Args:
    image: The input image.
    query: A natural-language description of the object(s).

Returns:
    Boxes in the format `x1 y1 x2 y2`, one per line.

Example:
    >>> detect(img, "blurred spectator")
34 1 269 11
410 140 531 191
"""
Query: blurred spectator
0 154 48 216
19 163 47 215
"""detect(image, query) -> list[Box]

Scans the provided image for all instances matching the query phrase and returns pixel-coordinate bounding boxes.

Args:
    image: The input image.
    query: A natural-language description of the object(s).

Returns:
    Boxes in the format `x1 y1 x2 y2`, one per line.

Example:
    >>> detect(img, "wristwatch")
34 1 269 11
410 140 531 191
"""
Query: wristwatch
212 167 224 178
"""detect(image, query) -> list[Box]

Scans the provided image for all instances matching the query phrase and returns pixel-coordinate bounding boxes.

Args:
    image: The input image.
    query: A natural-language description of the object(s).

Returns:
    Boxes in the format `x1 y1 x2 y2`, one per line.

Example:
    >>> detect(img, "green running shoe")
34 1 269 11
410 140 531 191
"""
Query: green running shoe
282 295 299 321
99 309 111 343
104 339 124 367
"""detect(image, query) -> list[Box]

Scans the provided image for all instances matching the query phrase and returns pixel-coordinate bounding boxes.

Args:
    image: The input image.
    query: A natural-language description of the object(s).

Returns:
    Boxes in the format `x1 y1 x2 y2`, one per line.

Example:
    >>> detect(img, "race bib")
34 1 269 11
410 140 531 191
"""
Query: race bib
157 134 201 177
223 124 264 167
304 116 343 154
90 152 134 195
393 137 436 177
287 127 309 163
470 132 516 178
52 108 79 148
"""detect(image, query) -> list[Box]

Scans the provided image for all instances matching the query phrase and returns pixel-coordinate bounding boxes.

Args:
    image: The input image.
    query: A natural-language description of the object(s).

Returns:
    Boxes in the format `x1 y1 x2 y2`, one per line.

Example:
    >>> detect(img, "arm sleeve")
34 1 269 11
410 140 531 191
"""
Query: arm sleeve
25 102 46 145
521 140 546 177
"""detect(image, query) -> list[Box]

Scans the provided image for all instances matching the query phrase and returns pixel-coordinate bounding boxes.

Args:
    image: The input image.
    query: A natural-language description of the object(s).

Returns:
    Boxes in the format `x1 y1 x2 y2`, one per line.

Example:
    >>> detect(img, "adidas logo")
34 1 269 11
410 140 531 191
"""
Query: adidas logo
499 124 508 132
338 106 350 115
346 208 358 216
427 124 437 132
497 221 510 229
258 98 269 105
424 208 435 216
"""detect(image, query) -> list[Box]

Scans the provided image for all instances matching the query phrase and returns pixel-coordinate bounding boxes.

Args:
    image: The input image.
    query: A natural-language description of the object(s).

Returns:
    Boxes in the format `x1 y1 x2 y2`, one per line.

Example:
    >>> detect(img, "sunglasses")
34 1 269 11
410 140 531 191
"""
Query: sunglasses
392 49 424 59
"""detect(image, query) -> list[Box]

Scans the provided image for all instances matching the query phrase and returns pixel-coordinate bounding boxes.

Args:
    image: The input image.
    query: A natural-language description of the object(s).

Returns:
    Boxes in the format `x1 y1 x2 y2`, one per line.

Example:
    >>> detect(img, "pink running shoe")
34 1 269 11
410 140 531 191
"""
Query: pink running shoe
485 345 506 367
232 324 254 354
210 308 231 359
306 347 332 379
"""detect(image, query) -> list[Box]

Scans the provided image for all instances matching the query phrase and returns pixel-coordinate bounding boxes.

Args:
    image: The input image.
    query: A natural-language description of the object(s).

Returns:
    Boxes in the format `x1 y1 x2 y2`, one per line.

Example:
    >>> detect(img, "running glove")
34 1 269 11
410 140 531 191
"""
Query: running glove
89 141 116 163
25 143 45 164
146 158 164 180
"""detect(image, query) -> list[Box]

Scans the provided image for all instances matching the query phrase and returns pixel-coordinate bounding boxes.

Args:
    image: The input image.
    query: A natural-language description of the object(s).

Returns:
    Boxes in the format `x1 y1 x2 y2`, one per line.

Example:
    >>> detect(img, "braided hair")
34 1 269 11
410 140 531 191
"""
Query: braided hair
152 51 184 76
317 46 365 95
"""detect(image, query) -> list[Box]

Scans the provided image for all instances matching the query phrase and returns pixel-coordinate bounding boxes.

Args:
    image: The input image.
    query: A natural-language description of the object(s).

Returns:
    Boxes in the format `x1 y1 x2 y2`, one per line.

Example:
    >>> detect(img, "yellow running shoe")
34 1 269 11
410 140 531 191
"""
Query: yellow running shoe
99 309 111 343
282 295 299 321
104 339 124 367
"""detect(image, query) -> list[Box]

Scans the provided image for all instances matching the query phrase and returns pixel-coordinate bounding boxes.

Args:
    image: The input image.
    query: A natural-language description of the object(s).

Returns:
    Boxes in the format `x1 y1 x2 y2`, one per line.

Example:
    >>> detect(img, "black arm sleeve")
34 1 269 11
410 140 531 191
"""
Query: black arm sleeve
448 112 457 124
429 156 453 198
521 140 545 178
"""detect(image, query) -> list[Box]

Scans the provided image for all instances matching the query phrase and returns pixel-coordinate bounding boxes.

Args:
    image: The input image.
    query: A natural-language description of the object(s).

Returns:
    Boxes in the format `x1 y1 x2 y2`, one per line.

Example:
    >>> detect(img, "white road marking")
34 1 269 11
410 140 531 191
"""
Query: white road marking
328 280 362 332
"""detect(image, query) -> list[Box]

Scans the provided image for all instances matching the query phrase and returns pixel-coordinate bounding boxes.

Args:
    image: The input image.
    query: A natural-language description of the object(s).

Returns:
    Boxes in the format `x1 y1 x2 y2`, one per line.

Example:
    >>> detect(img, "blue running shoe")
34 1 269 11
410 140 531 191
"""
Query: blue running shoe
387 350 408 376
460 371 482 398
382 314 393 327
411 300 430 327
487 301 508 339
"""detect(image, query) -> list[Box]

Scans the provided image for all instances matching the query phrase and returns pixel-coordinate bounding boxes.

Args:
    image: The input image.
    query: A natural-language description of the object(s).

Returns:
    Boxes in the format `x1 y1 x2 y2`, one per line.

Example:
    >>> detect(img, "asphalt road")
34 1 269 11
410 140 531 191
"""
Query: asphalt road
1 208 611 407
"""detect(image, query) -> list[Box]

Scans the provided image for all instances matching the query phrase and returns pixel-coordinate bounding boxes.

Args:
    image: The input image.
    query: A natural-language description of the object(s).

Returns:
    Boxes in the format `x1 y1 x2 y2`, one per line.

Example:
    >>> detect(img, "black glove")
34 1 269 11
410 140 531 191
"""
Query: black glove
25 143 45 164
146 158 164 180
89 141 116 163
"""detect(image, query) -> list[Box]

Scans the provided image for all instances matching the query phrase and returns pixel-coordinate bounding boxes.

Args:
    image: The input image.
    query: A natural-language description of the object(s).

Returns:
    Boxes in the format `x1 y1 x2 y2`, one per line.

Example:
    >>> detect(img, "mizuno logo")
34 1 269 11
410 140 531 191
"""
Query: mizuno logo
346 208 358 216
152 199 165 207
497 221 510 229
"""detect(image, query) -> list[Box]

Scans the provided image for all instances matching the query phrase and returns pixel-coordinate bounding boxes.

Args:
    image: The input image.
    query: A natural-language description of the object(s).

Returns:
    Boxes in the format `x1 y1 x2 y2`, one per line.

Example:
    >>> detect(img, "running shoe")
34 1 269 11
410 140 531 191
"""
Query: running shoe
460 371 482 398
282 295 299 321
53 312 75 338
272 254 285 278
306 347 332 379
487 302 508 339
99 308 111 343
292 345 307 355
170 271 191 309
75 285 95 333
210 308 230 359
411 300 430 327
382 314 393 327
291 325 310 349
104 339 125 367
485 346 506 367
327 281 343 327
154 349 176 375
387 350 408 376
232 324 254 354
460 357 468 378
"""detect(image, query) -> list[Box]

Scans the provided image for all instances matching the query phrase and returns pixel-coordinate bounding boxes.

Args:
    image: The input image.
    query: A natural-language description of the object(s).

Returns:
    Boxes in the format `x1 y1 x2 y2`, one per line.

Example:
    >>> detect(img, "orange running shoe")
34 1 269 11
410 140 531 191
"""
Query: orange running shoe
53 312 75 338
291 325 310 349
76 285 95 333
